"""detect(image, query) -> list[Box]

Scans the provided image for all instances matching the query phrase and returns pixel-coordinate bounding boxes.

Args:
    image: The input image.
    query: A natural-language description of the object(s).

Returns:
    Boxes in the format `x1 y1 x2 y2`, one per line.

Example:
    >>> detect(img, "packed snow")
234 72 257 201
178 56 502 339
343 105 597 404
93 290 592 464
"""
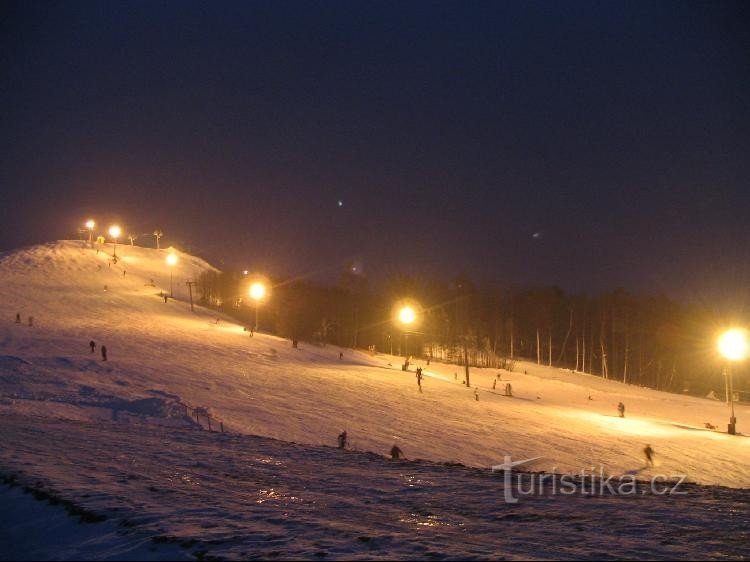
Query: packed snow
0 241 747 559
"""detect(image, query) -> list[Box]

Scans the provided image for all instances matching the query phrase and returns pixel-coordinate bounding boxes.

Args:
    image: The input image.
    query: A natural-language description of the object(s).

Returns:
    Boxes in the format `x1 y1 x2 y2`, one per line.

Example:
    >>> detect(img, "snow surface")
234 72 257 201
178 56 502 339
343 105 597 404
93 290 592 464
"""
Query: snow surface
0 241 748 559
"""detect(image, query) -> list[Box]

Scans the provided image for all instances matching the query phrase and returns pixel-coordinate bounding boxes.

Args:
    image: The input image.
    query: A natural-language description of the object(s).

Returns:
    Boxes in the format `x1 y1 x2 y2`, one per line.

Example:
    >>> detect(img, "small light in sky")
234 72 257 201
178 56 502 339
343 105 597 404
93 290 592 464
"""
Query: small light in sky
533 231 543 239
338 200 343 207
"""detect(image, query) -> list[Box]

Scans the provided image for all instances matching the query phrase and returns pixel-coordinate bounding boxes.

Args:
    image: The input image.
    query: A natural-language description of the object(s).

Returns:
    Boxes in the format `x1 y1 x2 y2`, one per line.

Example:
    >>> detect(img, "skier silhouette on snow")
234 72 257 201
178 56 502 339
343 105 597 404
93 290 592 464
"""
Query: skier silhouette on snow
644 444 655 467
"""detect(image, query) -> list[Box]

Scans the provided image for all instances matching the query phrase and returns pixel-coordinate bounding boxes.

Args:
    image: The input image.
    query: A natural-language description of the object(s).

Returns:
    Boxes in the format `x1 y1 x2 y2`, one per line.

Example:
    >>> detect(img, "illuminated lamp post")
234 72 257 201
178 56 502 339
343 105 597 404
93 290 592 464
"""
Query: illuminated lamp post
249 280 267 333
718 328 748 435
166 252 179 298
85 219 95 248
108 225 121 260
393 301 420 371
399 305 417 357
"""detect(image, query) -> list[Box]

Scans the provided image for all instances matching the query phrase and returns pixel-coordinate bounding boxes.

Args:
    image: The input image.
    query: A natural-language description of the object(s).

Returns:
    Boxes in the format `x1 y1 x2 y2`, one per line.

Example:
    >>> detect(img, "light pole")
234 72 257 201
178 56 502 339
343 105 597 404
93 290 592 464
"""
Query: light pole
85 219 95 248
249 280 267 333
396 303 419 369
108 225 121 260
166 252 178 298
718 328 748 435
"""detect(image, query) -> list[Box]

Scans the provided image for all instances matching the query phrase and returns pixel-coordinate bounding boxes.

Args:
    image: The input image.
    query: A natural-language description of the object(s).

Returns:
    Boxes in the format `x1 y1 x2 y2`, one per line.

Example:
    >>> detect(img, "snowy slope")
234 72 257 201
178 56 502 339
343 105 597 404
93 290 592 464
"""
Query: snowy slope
0 240 748 489
2 414 747 560
1 240 749 560
0 242 750 487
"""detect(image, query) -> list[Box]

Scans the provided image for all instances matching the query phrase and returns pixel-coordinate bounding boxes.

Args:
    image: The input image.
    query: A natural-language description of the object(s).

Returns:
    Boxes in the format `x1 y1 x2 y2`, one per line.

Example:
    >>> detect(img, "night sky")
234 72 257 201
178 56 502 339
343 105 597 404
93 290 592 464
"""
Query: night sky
2 1 749 299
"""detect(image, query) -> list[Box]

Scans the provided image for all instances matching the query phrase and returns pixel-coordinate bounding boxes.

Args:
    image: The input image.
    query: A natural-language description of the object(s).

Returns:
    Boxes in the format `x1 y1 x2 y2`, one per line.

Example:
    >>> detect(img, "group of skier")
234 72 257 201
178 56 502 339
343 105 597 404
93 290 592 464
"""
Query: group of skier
338 430 403 460
14 312 33 327
89 340 108 361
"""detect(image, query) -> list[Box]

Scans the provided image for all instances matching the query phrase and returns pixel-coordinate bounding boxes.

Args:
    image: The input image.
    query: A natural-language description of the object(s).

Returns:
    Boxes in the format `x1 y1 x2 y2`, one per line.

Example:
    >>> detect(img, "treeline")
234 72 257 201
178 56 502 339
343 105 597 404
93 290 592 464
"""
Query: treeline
198 269 743 397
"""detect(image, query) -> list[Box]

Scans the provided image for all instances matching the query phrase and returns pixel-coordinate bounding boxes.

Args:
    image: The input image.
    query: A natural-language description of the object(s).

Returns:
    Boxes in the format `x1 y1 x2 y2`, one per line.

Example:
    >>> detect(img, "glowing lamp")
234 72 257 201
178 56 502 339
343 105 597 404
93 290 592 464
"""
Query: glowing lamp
399 306 416 325
249 281 267 301
719 329 748 362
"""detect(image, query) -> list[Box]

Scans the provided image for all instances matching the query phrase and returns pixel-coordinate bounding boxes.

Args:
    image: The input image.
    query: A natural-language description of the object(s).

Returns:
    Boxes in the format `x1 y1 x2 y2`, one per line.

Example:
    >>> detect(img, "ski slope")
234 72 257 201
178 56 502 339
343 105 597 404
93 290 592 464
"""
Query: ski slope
0 241 748 559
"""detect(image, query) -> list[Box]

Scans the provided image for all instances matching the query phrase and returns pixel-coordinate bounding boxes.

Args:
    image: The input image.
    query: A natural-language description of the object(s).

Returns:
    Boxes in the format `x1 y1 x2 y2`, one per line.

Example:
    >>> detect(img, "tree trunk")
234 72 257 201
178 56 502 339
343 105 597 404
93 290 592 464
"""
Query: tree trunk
557 307 574 364
463 338 470 387
582 326 586 373
536 328 541 365
548 330 552 367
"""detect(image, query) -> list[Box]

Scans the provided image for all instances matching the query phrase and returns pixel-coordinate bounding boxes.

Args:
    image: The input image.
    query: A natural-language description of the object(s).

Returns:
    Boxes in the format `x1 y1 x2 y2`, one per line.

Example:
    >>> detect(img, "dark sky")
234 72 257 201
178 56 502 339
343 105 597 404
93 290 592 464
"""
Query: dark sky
2 1 749 298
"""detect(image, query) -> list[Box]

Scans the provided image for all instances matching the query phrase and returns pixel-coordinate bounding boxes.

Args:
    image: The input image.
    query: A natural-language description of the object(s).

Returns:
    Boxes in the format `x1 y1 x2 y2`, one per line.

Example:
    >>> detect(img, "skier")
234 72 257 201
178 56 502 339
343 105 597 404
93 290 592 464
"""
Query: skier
28 316 33 327
390 444 404 460
101 345 107 361
492 379 497 390
643 444 655 467
339 352 343 360
89 340 96 353
163 293 168 303
617 402 625 418
337 430 347 449
15 313 20 324
505 382 513 397
474 387 479 401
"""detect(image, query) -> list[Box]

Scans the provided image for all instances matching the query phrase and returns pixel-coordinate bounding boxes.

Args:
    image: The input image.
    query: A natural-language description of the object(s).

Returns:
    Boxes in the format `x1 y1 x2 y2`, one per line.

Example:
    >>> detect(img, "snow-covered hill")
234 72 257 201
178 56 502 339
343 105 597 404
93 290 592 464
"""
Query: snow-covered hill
0 241 748 559
1 241 747 487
